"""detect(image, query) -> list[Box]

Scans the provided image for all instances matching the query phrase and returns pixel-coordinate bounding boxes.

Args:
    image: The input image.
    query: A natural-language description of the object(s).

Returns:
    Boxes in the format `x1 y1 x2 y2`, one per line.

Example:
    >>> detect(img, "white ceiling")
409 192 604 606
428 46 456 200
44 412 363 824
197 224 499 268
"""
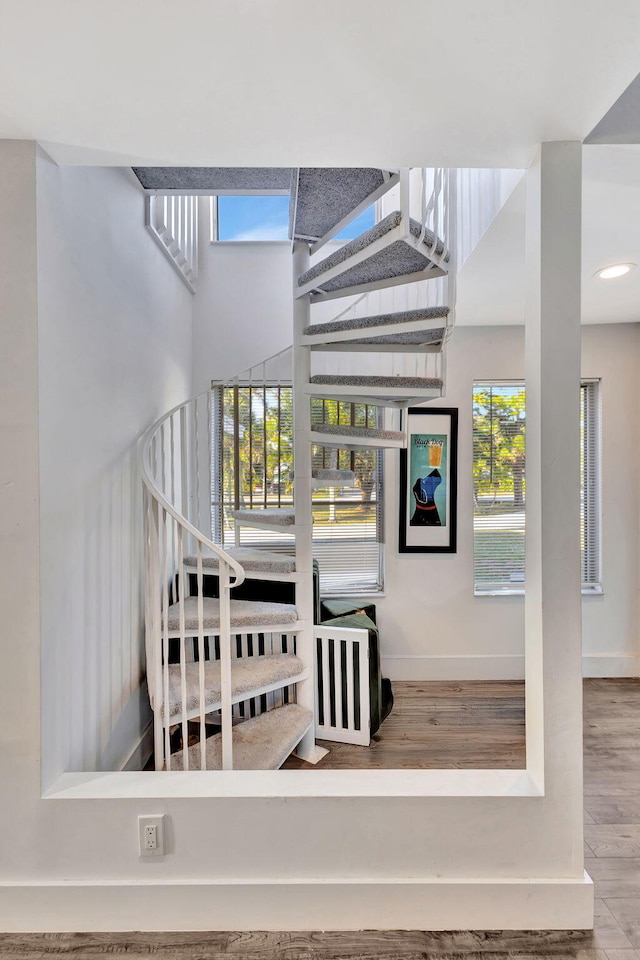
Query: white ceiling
1 0 639 168
1 1 638 327
457 145 640 326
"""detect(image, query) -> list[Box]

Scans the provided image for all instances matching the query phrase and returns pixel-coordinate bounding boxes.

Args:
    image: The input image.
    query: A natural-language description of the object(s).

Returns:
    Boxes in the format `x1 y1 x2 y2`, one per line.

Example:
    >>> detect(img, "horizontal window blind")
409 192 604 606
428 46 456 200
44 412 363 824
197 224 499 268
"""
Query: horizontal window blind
472 380 601 594
581 380 601 590
211 386 383 594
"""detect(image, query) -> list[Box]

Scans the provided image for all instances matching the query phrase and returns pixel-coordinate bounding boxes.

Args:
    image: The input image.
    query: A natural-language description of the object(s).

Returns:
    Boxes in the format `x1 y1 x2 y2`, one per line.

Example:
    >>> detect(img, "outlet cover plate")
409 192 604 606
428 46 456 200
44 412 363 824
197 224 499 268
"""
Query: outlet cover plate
138 815 165 858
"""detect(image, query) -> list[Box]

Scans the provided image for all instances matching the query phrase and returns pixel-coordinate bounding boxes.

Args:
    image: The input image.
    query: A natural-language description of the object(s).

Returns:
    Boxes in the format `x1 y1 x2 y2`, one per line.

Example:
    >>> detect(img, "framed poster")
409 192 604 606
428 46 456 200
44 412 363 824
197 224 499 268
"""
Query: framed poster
399 407 458 553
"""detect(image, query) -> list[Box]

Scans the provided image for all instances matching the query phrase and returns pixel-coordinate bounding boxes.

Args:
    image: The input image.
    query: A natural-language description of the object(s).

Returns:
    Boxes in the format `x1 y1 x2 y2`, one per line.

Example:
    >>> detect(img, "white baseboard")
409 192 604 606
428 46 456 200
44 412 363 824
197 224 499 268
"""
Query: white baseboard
381 655 526 681
121 720 154 772
382 654 640 681
0 876 593 932
582 655 640 678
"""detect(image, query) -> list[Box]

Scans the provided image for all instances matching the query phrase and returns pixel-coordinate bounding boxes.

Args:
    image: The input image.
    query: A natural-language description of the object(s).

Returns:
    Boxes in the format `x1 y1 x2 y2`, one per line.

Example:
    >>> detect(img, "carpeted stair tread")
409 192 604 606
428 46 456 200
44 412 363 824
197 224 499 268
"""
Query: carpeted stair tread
290 168 387 241
304 306 449 338
310 375 443 390
311 423 404 443
297 212 448 293
166 653 304 718
184 547 295 576
231 508 295 526
132 167 292 191
164 597 298 632
346 329 446 346
170 702 313 770
312 468 355 484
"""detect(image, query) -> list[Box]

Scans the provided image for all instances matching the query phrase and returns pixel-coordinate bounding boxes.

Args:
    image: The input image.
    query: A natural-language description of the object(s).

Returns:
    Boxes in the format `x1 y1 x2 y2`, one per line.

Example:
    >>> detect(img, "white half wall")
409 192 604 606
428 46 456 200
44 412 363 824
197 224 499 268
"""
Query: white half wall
0 144 595 933
36 156 193 786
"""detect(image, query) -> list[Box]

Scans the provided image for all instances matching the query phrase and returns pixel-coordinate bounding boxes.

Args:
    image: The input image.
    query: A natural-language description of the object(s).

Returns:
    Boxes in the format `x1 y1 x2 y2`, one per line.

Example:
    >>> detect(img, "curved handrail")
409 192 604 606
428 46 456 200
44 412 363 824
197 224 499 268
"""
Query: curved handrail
139 391 246 590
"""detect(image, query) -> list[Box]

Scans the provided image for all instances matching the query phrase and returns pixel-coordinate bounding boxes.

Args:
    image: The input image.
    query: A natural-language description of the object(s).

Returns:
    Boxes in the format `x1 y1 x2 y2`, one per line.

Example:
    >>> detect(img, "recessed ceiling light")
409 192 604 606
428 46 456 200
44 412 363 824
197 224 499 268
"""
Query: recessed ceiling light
595 262 636 280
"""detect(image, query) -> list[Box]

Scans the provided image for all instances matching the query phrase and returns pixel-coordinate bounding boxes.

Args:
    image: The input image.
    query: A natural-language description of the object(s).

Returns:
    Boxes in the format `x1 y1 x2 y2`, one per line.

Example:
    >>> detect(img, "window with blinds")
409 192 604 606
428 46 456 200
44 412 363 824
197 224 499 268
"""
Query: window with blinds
211 386 384 595
581 380 601 590
472 380 600 594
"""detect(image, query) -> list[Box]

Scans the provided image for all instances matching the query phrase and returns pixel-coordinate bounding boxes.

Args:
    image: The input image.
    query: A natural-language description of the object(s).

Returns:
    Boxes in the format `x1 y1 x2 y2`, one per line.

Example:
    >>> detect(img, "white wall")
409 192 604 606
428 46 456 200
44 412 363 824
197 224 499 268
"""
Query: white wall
193 237 640 679
36 156 193 785
0 150 599 932
582 322 640 675
0 142 42 897
380 322 640 679
192 201 293 392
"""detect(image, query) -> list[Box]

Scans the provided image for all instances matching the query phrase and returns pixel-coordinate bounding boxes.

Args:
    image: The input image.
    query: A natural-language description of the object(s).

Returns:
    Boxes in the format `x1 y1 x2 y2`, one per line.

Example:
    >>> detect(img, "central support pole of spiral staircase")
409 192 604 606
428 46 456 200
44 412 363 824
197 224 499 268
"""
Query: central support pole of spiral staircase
292 240 328 764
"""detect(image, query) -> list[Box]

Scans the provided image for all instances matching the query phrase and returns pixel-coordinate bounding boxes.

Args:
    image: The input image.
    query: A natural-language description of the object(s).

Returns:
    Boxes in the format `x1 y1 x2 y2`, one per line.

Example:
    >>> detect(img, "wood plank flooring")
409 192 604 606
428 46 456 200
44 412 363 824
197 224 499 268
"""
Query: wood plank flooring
584 678 640 955
2 677 639 960
284 680 526 769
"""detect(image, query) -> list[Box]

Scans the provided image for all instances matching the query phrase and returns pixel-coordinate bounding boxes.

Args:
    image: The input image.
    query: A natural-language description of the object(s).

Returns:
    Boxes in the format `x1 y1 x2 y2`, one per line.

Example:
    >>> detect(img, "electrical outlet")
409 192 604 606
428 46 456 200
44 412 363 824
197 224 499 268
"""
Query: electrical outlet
138 815 165 858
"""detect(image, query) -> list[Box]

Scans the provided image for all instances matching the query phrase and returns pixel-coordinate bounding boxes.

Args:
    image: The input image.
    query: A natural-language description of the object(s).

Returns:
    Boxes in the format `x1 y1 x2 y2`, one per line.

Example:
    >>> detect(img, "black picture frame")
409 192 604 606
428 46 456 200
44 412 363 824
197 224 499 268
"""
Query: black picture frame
399 407 458 553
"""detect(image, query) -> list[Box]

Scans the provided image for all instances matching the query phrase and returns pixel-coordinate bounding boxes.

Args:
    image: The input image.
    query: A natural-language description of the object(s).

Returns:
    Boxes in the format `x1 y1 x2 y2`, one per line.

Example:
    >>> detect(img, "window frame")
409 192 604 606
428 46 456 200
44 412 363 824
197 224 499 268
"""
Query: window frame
208 195 291 244
472 378 602 597
210 384 385 596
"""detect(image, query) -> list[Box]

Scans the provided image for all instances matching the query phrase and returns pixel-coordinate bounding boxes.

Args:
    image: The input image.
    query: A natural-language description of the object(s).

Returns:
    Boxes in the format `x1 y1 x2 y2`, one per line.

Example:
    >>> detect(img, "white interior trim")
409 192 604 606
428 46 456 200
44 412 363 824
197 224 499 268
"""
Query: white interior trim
0 875 594 933
46 768 542 800
382 654 640 680
382 654 526 680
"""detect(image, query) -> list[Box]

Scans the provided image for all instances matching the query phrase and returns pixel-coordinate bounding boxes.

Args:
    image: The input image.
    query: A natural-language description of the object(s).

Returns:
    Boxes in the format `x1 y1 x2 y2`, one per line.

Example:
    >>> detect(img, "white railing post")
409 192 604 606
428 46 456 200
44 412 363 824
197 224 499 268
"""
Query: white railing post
219 562 234 770
141 391 247 773
146 195 198 292
196 541 206 770
292 241 324 764
399 168 411 239
445 168 457 345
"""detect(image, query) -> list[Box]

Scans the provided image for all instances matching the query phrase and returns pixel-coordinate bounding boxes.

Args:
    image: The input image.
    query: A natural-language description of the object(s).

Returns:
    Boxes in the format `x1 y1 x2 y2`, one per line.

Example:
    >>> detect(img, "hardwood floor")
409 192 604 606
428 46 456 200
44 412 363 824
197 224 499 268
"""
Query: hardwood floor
584 678 640 954
284 680 527 769
2 678 639 959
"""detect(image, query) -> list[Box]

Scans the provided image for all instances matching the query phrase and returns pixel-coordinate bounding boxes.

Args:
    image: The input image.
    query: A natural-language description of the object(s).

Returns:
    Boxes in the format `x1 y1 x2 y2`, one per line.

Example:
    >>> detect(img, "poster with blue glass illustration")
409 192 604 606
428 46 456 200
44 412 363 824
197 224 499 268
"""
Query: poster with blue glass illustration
410 433 448 527
399 408 458 553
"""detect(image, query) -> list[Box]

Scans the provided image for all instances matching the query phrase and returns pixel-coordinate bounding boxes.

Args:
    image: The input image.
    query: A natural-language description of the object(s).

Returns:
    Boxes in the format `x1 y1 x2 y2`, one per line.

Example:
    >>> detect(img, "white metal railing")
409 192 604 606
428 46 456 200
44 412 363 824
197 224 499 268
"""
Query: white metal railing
315 625 370 746
146 195 198 292
141 392 246 771
309 169 457 393
214 346 295 550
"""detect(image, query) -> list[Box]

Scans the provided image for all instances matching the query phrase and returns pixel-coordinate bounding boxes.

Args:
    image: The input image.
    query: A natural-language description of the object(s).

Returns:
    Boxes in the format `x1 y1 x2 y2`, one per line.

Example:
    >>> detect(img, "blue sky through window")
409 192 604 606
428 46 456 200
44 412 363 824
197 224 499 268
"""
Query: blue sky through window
217 196 376 242
334 205 375 240
218 196 289 241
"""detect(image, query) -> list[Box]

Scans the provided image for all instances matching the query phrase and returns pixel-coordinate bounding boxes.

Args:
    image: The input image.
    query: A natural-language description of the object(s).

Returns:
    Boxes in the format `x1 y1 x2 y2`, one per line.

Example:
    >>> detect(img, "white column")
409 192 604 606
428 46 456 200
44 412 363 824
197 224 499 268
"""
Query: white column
525 142 584 874
292 241 327 763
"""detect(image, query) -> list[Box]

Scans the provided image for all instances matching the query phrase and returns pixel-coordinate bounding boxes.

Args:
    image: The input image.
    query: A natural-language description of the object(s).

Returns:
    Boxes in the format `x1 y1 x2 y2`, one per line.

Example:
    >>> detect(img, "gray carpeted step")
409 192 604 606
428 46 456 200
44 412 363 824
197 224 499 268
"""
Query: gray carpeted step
170 702 313 770
166 653 304 719
311 423 405 449
132 167 292 191
341 329 446 347
310 375 443 390
297 212 448 294
312 468 355 486
290 168 393 242
303 307 449 348
231 508 296 529
164 597 298 633
184 546 295 577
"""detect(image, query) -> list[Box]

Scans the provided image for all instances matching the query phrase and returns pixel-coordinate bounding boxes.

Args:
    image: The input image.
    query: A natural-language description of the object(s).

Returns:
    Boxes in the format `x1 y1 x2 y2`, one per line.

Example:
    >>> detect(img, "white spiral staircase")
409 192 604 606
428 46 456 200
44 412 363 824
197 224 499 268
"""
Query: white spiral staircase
140 166 456 771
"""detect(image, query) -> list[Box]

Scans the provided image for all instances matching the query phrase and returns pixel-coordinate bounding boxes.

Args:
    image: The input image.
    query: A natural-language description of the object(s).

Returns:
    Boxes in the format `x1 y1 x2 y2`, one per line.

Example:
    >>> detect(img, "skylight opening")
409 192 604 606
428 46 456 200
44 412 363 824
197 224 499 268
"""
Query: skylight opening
212 195 290 242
